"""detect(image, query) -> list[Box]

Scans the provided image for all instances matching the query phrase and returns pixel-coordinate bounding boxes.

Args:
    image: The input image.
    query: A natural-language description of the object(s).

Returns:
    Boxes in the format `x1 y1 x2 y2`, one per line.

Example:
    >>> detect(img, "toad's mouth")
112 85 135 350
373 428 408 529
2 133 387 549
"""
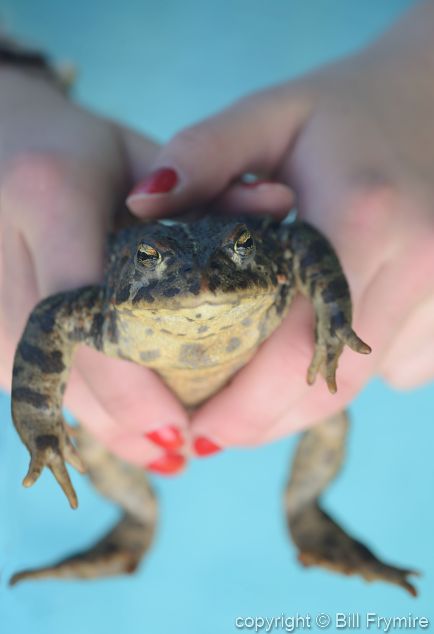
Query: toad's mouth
115 290 278 332
152 295 269 310
127 288 277 311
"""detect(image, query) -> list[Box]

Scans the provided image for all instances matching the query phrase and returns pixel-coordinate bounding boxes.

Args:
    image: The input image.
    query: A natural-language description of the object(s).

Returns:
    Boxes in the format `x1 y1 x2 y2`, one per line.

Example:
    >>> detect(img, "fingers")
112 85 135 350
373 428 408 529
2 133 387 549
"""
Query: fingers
0 226 39 363
2 151 189 473
114 122 160 184
380 294 434 389
189 295 372 449
73 346 188 442
190 325 370 453
66 360 188 472
64 365 162 467
126 86 309 217
2 154 113 294
211 179 295 217
262 377 359 442
264 297 434 438
384 342 434 390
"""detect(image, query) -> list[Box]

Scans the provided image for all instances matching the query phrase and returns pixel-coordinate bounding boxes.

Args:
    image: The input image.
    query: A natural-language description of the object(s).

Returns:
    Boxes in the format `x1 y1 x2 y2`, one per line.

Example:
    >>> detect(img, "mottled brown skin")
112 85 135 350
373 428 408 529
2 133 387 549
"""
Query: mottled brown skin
10 425 157 585
10 214 417 594
285 412 418 596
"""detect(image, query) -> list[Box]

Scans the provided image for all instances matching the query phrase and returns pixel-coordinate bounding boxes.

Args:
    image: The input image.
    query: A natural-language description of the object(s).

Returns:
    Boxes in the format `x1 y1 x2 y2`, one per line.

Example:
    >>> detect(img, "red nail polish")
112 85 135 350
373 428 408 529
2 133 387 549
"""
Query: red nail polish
146 425 184 450
128 167 178 197
147 452 185 475
194 436 222 457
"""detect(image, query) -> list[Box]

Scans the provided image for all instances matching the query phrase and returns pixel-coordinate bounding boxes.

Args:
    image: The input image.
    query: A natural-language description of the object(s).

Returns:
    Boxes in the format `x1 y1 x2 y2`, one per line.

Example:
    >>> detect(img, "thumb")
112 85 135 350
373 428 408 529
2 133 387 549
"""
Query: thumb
126 85 310 217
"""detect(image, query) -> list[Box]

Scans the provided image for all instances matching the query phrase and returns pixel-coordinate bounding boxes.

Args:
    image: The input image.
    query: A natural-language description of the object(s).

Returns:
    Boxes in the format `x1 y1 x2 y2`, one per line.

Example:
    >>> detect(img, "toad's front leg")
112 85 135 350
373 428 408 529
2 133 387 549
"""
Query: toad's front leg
11 286 105 508
288 222 371 393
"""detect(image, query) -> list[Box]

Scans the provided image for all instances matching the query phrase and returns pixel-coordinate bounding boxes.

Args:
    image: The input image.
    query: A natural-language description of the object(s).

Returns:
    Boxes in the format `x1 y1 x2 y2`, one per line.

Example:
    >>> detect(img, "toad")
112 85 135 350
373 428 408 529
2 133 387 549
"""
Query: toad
9 214 418 595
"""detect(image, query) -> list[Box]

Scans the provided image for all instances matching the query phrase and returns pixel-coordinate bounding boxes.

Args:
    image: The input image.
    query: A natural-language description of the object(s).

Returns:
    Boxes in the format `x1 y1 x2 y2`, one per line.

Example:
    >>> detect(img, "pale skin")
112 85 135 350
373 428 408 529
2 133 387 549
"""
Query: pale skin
0 69 185 467
1 0 434 468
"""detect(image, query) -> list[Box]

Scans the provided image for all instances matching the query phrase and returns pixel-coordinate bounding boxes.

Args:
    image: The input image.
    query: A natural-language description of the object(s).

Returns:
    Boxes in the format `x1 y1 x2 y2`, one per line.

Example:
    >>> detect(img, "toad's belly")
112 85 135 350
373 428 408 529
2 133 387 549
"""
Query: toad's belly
157 348 257 407
105 291 288 407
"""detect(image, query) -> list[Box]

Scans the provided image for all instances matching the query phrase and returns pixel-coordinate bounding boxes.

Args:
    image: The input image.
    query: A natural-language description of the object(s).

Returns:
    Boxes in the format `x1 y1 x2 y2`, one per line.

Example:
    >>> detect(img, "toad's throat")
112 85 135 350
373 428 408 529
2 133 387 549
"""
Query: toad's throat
110 290 285 407
114 290 278 333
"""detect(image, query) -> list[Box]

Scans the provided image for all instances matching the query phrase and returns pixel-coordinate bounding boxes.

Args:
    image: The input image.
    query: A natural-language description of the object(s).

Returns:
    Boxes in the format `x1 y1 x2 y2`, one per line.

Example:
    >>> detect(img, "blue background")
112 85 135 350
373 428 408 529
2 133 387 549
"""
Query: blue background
1 1 433 632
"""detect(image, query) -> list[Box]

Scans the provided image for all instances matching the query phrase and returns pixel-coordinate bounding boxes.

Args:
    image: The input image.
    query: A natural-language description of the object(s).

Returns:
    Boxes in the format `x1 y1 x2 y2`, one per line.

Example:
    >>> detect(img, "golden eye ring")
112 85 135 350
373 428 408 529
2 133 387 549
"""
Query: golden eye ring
234 229 254 254
136 244 161 265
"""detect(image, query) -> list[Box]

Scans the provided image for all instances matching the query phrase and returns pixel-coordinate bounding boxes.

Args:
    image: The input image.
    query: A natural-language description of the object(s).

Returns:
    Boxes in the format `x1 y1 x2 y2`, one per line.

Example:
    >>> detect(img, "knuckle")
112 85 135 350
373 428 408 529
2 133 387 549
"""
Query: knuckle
340 172 405 248
169 124 223 167
1 152 71 221
344 171 399 233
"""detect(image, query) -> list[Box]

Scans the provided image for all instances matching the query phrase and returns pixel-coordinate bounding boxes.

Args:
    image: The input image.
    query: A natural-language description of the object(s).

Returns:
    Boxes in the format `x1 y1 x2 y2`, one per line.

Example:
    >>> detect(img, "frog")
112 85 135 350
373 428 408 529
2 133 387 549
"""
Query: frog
9 213 418 595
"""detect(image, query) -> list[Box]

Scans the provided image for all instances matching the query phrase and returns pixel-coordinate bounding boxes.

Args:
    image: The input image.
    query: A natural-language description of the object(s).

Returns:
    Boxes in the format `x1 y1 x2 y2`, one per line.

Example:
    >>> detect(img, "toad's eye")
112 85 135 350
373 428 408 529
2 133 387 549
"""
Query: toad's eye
136 244 161 265
234 229 254 255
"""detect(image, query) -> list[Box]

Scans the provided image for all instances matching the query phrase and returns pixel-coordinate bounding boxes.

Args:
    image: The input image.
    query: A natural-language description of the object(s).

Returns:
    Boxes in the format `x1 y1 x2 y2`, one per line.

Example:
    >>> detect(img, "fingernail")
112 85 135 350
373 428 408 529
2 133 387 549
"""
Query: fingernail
147 452 185 475
193 436 222 457
146 425 184 450
127 167 179 199
240 178 273 188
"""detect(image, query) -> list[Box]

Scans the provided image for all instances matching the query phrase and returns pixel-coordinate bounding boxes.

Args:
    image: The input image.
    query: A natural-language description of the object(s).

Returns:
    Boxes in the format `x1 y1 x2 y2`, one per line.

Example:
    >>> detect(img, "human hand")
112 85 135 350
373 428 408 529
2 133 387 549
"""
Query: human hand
0 67 191 472
127 1 434 450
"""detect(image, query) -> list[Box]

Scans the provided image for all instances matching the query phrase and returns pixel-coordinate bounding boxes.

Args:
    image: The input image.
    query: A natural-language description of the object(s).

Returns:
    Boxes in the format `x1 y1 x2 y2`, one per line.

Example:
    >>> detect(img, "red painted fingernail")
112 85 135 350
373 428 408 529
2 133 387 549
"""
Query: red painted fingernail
128 167 179 198
146 425 184 450
147 452 185 475
194 436 222 457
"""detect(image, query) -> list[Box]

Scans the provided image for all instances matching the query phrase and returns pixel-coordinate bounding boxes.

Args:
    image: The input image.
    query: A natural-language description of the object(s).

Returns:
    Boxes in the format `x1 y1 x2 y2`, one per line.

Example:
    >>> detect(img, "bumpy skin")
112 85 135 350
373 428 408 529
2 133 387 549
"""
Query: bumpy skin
10 214 415 594
10 426 157 585
285 412 418 596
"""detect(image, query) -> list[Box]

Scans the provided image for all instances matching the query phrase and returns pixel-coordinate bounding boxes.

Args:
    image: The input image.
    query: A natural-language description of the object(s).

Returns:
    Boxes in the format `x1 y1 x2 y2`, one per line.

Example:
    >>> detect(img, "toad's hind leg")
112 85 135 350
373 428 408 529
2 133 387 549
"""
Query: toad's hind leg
284 412 418 596
10 427 157 585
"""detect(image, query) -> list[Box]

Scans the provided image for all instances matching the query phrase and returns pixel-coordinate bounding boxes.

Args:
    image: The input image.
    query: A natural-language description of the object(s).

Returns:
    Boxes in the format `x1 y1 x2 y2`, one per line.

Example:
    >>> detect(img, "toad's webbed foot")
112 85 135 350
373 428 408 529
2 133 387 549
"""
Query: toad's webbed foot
11 428 157 585
20 423 85 509
10 513 154 585
11 286 104 506
291 504 419 597
307 322 370 394
284 412 418 596
288 221 371 393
